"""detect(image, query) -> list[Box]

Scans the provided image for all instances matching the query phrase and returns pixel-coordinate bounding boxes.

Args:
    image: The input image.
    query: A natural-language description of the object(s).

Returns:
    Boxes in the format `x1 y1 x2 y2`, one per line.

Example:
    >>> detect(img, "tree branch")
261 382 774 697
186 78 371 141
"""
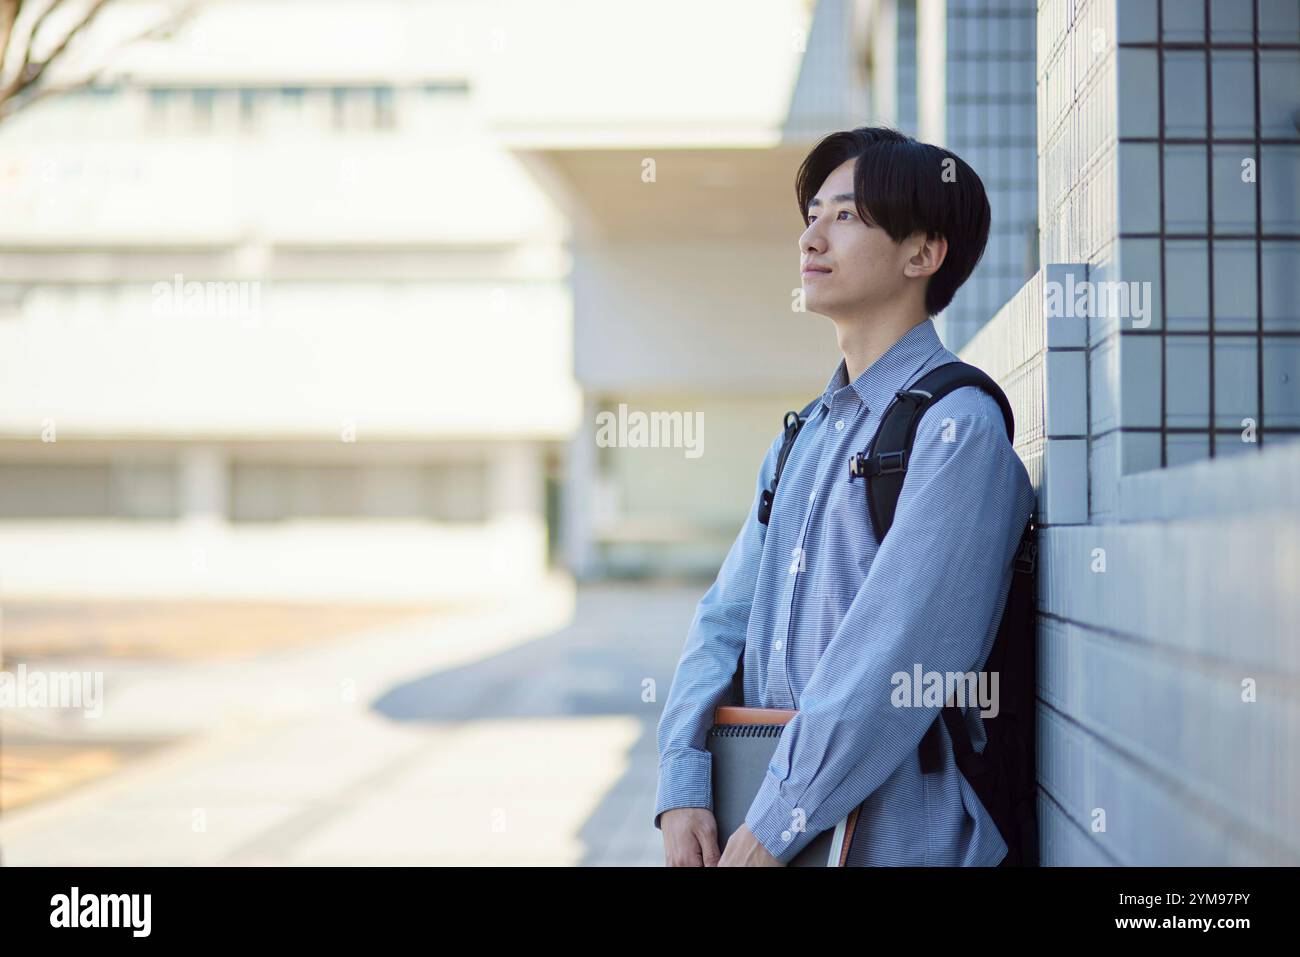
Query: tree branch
0 0 24 76
0 0 196 123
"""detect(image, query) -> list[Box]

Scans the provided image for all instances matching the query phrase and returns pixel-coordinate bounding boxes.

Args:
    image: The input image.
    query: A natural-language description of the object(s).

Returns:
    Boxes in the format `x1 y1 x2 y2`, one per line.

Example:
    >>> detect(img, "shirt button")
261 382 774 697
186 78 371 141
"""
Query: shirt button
808 490 816 502
781 830 792 841
773 639 784 651
835 419 845 430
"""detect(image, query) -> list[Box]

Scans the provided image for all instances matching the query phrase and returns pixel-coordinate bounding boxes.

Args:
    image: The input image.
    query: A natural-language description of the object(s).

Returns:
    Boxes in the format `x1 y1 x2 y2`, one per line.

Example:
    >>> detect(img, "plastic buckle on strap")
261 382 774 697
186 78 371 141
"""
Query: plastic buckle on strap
876 450 907 474
849 449 908 478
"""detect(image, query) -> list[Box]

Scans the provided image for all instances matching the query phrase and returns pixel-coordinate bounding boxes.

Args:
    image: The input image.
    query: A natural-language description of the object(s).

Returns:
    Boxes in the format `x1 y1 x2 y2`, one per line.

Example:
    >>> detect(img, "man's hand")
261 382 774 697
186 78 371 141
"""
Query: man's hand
661 808 722 866
717 823 784 867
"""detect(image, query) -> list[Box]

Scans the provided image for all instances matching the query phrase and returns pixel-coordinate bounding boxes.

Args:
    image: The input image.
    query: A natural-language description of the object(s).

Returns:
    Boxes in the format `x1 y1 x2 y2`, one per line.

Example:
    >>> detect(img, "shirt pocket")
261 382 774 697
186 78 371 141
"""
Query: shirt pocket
818 474 878 586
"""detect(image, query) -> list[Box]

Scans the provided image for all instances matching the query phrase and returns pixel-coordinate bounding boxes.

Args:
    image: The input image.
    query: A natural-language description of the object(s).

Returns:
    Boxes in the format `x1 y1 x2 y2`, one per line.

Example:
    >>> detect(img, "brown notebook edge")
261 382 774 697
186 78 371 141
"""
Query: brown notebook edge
713 705 796 725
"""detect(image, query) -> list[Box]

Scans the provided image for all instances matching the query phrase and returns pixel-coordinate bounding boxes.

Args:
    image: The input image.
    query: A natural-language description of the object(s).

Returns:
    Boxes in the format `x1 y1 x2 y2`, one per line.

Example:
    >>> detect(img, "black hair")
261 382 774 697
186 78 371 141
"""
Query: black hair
794 126 991 316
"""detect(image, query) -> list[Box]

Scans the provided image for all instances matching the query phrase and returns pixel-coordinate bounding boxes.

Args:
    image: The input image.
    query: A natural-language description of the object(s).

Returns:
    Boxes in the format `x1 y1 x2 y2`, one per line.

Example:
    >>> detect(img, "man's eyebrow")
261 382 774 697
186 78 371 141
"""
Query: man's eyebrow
807 193 857 209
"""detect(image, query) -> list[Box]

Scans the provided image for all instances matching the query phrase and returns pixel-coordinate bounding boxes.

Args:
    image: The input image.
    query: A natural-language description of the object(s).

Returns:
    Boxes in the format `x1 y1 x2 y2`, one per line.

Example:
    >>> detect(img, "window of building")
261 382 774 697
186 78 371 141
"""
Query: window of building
228 461 489 523
0 461 179 519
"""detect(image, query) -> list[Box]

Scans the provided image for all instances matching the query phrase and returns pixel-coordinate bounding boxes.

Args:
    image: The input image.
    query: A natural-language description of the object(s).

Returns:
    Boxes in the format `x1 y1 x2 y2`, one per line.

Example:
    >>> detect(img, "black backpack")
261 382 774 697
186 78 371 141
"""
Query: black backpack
738 359 1039 866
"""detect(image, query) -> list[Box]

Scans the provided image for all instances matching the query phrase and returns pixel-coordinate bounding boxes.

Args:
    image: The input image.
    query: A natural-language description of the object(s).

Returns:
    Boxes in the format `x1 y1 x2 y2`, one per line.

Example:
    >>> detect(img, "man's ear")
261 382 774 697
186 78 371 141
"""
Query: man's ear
903 232 948 279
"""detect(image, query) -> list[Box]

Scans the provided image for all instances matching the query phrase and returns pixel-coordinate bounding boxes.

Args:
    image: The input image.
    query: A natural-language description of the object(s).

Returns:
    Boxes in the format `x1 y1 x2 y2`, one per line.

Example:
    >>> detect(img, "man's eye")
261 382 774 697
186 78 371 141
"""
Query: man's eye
806 211 854 225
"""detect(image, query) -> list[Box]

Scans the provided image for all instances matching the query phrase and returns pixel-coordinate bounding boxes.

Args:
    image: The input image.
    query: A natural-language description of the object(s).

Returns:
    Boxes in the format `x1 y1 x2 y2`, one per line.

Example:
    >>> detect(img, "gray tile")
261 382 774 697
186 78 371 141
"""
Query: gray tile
1118 49 1160 138
1163 0 1206 42
1121 333 1163 428
1119 142 1161 233
1164 146 1209 234
1165 240 1210 331
1047 350 1088 436
1213 241 1259 332
1260 53 1300 140
1262 337 1300 427
1214 336 1260 429
1211 0 1254 42
1166 335 1210 429
1260 0 1300 43
1042 438 1089 525
1211 52 1255 140
1016 12 1035 55
1009 100 1031 142
1261 145 1300 233
1163 51 1207 139
1121 431 1162 473
1043 263 1091 345
1118 238 1163 332
1261 242 1300 332
1212 146 1257 235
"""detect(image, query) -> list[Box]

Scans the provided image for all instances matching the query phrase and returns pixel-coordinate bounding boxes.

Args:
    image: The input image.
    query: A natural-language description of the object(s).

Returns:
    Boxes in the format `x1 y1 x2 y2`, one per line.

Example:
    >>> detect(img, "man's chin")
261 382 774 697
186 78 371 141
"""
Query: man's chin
800 291 837 319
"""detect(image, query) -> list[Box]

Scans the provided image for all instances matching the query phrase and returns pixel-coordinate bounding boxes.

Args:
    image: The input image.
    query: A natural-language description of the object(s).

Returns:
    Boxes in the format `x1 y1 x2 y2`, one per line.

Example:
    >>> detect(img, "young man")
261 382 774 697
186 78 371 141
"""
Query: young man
654 127 1036 866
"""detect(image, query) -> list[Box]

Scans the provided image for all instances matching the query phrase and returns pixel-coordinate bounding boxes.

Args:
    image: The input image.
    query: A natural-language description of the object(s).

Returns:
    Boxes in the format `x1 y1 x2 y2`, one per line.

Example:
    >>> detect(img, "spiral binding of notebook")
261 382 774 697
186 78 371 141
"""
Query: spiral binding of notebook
706 706 859 866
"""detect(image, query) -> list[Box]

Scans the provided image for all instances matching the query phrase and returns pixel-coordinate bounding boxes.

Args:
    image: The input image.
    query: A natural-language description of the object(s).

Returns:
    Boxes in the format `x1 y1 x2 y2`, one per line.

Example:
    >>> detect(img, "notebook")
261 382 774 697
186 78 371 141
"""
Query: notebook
707 705 860 866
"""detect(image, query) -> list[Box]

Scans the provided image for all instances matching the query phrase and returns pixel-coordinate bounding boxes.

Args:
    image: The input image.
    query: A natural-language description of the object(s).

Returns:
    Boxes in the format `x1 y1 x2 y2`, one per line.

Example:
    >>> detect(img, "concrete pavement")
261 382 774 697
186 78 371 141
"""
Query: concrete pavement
0 576 710 866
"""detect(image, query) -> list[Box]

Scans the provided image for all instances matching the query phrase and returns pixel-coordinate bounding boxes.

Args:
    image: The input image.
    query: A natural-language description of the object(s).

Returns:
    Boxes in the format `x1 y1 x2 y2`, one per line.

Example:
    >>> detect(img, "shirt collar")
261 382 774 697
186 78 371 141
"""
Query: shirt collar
819 318 947 416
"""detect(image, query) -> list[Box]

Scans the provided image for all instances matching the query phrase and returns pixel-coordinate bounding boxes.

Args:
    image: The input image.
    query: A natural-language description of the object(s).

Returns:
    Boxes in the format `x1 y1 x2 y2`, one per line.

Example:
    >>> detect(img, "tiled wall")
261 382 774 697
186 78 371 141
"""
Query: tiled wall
939 0 1040 351
1042 0 1300 481
959 0 1300 865
963 258 1300 865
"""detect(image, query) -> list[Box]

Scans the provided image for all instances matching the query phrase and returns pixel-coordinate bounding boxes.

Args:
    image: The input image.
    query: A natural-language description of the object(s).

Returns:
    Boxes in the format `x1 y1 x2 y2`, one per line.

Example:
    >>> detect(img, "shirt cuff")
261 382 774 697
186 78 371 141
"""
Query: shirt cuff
744 771 822 864
653 748 713 830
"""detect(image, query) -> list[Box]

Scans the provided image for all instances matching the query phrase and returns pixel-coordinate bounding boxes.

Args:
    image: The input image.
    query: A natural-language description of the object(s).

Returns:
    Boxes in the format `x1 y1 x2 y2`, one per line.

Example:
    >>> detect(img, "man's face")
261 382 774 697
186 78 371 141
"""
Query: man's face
798 158 917 317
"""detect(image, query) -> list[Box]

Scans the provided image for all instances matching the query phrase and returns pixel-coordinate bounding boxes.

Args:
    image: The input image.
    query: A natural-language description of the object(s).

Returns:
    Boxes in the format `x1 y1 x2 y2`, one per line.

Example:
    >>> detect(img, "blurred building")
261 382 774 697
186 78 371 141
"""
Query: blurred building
0 0 889 593
0 0 1051 591
0 0 582 601
493 0 876 578
546 0 1043 576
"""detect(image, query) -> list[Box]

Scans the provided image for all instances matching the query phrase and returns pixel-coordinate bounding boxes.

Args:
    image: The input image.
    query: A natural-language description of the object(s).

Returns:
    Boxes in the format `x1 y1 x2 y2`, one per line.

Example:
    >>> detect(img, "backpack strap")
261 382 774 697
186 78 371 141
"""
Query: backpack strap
848 360 1014 542
756 396 822 526
846 361 1018 776
732 395 820 705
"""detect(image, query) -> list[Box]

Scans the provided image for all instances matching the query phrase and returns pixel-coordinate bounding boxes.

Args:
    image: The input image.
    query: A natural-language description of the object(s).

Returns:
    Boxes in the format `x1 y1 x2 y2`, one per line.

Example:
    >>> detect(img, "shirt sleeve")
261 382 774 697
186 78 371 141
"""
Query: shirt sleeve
742 394 1036 863
653 430 784 830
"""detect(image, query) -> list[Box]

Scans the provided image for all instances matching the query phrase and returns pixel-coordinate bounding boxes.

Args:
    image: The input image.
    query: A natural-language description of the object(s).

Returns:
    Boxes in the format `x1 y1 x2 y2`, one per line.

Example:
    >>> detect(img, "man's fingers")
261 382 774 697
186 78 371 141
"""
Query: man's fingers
660 809 721 866
666 836 704 867
697 820 722 867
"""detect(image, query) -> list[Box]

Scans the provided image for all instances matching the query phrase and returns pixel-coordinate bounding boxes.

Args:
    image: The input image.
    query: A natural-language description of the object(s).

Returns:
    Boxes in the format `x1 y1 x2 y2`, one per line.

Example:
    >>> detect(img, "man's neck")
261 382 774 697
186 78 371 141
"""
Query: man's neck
835 308 930 383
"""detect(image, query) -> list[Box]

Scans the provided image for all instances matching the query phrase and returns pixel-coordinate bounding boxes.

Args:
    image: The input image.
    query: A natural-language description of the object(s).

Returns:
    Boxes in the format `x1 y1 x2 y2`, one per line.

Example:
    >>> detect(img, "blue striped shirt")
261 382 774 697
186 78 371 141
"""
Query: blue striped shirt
653 317 1036 866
